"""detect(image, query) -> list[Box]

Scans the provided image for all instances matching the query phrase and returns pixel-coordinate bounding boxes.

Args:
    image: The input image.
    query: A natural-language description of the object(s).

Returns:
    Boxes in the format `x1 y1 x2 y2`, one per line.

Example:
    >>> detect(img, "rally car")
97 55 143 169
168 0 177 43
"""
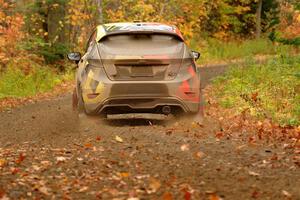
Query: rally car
68 22 203 121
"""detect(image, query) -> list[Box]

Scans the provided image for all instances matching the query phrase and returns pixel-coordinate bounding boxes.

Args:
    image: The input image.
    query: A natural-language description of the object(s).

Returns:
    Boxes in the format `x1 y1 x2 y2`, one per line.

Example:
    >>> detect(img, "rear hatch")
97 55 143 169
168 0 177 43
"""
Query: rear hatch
98 34 185 81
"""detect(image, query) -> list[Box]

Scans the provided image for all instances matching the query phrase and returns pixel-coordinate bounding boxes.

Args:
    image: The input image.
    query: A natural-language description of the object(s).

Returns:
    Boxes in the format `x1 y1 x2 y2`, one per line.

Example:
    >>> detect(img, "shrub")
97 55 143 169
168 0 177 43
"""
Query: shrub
0 62 66 99
212 56 300 126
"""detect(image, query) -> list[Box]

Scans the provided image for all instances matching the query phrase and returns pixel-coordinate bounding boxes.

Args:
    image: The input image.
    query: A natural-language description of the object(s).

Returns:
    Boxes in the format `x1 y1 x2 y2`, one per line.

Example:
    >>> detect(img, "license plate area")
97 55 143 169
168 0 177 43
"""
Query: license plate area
130 66 154 77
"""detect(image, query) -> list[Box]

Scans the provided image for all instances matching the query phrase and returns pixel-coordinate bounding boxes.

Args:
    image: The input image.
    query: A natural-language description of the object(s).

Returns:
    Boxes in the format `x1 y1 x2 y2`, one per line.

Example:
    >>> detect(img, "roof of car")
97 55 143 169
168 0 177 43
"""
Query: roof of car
95 22 184 42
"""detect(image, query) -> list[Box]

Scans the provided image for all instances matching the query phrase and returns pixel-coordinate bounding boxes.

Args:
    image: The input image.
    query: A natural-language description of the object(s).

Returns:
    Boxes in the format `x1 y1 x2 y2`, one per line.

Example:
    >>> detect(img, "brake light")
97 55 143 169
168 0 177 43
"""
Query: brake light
177 65 200 102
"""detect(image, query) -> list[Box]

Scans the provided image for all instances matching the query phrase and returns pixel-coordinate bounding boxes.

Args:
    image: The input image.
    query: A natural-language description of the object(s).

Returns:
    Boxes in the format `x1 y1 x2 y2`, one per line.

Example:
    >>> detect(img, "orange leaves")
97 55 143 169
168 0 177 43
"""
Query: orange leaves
15 153 26 165
67 0 94 27
162 192 173 200
147 177 161 194
119 172 130 178
84 143 93 149
0 159 6 167
279 3 300 39
0 1 25 65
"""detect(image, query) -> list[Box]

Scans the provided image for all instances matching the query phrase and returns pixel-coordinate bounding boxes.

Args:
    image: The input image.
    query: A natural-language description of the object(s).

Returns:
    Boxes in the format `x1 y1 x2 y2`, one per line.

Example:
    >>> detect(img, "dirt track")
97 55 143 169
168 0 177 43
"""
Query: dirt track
0 66 299 200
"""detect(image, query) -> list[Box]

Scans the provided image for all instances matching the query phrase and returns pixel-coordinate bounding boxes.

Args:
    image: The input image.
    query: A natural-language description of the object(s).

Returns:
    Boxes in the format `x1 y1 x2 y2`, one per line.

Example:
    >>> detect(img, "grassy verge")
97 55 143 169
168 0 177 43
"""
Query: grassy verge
0 62 73 99
211 56 300 126
191 38 298 64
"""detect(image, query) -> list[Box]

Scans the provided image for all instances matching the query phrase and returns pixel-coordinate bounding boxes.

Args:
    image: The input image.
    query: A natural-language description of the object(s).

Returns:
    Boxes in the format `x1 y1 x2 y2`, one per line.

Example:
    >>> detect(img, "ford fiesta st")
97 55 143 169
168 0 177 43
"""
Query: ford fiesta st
68 22 203 121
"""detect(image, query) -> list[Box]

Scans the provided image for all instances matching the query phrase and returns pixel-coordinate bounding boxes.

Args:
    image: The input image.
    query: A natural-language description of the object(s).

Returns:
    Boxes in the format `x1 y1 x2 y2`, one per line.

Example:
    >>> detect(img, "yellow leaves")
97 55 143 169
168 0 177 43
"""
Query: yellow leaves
0 158 6 167
52 3 59 8
213 31 228 40
115 135 123 143
235 6 251 15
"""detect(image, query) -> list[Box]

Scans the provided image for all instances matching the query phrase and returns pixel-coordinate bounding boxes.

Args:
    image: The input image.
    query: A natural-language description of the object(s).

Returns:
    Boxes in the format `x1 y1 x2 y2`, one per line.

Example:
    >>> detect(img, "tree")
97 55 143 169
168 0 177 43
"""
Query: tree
95 0 103 24
256 0 263 38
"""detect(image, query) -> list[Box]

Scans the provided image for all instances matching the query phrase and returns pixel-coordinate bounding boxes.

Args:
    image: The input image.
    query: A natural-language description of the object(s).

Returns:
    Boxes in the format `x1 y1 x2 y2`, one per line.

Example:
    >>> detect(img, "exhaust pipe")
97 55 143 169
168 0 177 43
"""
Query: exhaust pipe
162 106 171 115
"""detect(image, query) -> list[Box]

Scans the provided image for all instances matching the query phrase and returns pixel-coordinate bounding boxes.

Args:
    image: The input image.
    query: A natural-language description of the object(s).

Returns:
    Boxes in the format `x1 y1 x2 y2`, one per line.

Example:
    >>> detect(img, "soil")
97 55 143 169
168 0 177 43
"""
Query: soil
0 66 299 200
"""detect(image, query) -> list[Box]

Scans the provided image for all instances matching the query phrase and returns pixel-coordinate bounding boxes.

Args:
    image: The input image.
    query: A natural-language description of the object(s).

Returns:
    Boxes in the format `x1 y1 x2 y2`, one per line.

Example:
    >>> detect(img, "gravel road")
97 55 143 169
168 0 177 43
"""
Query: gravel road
0 66 299 200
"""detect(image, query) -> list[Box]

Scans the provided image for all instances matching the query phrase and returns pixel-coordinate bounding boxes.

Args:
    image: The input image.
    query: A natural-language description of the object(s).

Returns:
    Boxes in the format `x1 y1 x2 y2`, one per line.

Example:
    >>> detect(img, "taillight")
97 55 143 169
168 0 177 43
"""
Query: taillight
177 64 200 102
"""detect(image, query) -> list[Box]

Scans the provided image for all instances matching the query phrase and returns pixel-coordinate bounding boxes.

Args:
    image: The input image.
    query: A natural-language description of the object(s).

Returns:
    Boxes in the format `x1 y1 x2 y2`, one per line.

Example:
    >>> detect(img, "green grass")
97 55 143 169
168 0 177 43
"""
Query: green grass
212 55 300 126
0 62 73 99
190 38 297 64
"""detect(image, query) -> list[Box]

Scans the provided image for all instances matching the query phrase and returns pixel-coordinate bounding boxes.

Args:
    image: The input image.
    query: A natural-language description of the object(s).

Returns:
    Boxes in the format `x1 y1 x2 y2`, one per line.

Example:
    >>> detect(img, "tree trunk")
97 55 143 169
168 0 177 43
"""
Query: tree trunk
95 0 103 24
256 0 263 39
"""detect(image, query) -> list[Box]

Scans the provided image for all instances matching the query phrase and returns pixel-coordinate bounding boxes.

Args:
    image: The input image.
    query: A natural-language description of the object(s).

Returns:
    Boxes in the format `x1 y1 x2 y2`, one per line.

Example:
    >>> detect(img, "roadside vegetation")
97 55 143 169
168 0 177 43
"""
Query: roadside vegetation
0 65 73 99
211 56 300 126
197 39 298 64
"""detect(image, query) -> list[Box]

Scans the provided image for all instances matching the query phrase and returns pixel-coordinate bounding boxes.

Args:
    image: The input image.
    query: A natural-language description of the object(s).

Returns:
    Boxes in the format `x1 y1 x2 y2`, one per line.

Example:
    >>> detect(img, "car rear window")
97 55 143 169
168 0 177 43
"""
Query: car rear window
98 34 184 57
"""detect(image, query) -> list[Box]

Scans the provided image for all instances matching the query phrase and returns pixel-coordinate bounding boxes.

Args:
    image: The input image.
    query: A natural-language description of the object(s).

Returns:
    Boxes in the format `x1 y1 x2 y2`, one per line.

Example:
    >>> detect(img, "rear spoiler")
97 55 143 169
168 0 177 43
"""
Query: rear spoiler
97 30 185 42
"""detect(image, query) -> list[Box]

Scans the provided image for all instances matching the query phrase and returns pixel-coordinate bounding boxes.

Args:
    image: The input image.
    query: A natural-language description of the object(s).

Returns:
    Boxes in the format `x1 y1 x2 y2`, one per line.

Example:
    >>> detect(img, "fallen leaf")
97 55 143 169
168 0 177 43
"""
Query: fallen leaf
10 167 19 175
84 143 93 148
236 144 247 150
32 165 41 171
77 157 83 161
0 195 9 200
165 129 173 135
248 171 260 176
0 159 6 167
162 192 173 200
119 172 130 178
180 144 190 151
39 186 50 195
96 136 101 141
251 190 259 198
107 188 119 196
184 190 191 200
115 136 123 143
215 132 224 139
41 161 51 166
282 190 292 198
251 92 258 102
0 188 5 198
79 186 88 193
147 177 161 194
15 153 26 164
56 156 66 162
194 151 205 159
209 194 222 200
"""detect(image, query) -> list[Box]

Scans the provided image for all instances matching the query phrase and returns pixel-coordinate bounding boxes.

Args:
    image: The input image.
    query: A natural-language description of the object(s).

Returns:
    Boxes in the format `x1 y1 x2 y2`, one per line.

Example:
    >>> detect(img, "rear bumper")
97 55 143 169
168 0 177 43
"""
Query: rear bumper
80 67 201 115
85 96 199 114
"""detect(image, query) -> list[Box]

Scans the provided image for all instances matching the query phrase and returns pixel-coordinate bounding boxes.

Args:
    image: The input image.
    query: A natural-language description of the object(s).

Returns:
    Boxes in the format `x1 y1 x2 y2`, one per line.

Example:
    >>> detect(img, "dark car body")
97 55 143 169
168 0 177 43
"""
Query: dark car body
68 22 202 120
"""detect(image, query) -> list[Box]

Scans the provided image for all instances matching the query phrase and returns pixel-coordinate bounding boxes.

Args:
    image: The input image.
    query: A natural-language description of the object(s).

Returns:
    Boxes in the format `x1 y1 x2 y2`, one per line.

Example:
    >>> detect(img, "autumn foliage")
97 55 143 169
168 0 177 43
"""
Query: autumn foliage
0 0 299 67
0 0 25 69
279 3 300 39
